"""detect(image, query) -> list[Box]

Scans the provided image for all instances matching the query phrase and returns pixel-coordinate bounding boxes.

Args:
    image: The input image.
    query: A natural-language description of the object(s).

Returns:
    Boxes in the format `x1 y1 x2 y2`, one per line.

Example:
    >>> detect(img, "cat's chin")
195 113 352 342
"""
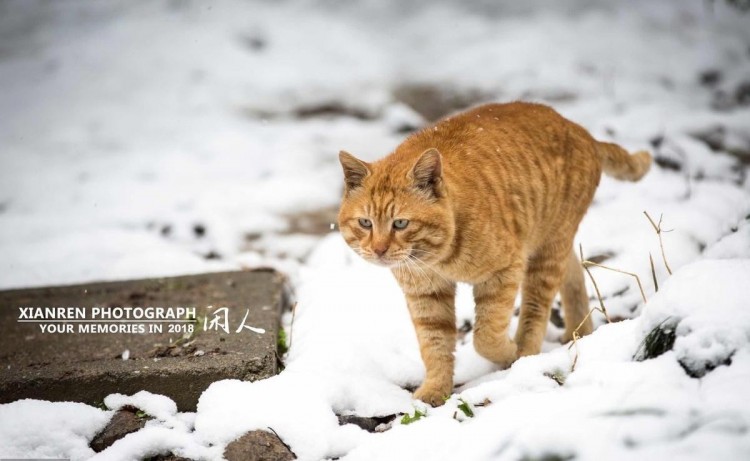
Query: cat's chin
370 259 400 268
366 256 405 268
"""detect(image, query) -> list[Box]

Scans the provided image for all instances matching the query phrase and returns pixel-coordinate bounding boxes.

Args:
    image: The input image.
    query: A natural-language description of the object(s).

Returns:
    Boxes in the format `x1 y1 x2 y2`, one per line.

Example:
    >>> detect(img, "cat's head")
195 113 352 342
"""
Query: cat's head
337 148 455 268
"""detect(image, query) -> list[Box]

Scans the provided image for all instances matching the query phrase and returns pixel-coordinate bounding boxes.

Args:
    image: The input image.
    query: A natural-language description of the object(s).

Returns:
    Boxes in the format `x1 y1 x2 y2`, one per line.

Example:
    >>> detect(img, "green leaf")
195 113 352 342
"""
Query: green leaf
544 370 566 386
457 398 474 418
277 329 289 355
400 408 426 425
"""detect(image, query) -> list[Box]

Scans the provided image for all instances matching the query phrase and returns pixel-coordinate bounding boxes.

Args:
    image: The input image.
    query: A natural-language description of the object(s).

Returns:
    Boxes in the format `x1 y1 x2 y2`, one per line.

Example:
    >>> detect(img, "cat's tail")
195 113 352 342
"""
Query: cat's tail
596 142 652 181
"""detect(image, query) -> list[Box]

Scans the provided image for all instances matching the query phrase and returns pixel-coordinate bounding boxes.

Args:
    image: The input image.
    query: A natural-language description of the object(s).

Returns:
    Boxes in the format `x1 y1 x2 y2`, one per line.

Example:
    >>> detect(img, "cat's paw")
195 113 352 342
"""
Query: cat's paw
414 384 450 407
474 336 518 368
516 344 541 358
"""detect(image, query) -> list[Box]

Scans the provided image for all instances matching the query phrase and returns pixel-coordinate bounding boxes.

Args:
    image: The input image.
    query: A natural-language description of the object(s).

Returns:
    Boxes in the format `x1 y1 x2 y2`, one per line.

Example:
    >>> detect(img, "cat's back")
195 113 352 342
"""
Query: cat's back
395 101 592 166
390 101 602 249
448 101 564 128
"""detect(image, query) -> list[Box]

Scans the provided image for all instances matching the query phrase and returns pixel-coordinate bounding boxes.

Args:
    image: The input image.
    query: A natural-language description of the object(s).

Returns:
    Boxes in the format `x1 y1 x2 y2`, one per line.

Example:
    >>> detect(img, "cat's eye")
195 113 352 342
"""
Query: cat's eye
358 218 372 229
393 219 409 230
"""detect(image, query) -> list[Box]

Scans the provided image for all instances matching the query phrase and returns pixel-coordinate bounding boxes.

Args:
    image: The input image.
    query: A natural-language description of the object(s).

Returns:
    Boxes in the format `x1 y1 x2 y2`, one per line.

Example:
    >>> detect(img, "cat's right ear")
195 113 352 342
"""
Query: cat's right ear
410 148 443 198
339 150 370 192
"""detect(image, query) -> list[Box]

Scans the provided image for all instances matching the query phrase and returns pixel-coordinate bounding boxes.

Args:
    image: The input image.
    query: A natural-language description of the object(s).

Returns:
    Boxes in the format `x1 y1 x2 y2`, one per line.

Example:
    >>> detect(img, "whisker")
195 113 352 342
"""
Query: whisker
404 260 418 285
406 254 442 293
398 258 420 287
409 254 453 287
411 248 442 259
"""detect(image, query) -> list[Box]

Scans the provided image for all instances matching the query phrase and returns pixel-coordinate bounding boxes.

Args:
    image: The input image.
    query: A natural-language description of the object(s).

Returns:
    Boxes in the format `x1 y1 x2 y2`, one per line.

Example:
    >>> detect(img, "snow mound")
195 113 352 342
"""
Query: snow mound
0 400 110 461
639 259 750 377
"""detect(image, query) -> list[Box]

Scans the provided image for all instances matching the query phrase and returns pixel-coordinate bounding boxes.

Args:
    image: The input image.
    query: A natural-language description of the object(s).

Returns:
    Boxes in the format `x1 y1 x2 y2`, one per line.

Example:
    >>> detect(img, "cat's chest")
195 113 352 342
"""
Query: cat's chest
434 254 499 285
433 229 518 284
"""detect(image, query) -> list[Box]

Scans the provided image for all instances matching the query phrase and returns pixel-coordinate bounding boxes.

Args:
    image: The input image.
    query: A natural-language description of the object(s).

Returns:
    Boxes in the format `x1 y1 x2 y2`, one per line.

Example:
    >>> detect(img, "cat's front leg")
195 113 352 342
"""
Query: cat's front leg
394 267 456 406
472 263 524 368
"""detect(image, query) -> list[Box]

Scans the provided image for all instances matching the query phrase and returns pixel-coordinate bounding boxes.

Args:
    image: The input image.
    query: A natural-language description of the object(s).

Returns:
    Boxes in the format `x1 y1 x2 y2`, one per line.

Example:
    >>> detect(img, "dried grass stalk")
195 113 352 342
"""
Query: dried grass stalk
644 211 673 275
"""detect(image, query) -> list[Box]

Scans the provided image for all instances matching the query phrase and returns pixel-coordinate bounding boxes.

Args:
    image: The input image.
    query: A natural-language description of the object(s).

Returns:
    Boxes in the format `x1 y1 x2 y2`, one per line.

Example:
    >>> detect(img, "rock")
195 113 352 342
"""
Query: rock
90 409 146 452
147 454 194 461
293 102 375 121
224 430 296 461
0 270 287 411
392 83 488 122
698 69 722 87
337 414 396 433
654 155 682 172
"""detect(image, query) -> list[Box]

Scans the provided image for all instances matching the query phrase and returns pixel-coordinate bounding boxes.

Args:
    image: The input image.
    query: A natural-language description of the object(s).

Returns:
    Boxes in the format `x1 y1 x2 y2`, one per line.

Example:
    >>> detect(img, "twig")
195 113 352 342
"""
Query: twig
578 244 612 319
267 426 296 457
580 259 647 304
568 244 616 371
568 304 610 371
644 211 673 275
649 253 659 292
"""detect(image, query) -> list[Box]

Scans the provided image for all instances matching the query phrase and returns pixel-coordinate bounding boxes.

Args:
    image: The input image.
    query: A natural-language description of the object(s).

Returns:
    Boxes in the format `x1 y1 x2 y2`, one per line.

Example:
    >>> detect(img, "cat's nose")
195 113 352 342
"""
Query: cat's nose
373 245 388 257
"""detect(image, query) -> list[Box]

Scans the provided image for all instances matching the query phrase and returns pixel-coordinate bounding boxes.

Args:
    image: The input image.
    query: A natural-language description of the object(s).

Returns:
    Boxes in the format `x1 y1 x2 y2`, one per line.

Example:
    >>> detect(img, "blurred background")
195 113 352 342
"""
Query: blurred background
0 0 748 290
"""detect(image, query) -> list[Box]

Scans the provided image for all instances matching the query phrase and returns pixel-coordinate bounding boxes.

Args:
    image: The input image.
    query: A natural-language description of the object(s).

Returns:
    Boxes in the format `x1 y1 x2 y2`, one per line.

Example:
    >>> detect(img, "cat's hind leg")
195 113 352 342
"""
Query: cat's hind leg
515 243 570 357
560 249 593 343
472 260 524 368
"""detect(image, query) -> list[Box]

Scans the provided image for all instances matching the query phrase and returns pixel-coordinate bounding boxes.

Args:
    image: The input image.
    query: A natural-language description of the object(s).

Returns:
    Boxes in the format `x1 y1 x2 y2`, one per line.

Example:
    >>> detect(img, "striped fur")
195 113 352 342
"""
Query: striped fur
338 102 651 406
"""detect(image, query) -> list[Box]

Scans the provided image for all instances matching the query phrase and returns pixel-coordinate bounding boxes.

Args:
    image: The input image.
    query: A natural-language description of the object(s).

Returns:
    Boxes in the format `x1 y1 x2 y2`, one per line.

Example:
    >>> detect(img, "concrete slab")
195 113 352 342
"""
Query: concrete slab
0 270 289 411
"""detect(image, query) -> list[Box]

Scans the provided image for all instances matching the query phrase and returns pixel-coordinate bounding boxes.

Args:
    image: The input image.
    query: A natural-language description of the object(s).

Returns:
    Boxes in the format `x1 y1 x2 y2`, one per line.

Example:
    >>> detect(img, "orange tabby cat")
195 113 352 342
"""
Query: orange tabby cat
337 102 651 406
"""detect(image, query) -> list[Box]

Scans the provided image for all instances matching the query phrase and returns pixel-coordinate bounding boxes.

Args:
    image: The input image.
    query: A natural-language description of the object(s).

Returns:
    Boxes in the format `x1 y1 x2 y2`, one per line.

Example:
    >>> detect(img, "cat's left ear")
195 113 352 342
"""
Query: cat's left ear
410 148 444 198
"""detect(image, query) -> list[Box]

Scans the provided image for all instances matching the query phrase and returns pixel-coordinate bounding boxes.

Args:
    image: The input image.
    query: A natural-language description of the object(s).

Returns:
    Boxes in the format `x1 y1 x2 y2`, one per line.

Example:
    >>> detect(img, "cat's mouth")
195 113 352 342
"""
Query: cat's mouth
370 255 402 268
363 252 408 268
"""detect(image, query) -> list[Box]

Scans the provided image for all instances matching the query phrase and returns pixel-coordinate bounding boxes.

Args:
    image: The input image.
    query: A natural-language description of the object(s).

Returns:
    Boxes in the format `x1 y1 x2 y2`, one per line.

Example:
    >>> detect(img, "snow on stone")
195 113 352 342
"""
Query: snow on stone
88 426 215 461
104 391 179 429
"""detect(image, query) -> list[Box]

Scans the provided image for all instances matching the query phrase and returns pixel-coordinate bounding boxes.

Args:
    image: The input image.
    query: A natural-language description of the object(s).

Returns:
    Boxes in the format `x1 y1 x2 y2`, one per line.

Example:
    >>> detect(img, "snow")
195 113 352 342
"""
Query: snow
196 378 367 460
339 259 750 460
1 0 750 460
0 399 110 460
89 426 213 461
704 218 750 259
639 259 750 377
105 391 179 428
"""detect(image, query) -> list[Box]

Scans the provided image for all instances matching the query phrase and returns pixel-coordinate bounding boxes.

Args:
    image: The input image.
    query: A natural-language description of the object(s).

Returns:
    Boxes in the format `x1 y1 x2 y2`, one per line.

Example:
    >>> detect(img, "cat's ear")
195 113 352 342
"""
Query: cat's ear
410 148 443 197
339 150 370 192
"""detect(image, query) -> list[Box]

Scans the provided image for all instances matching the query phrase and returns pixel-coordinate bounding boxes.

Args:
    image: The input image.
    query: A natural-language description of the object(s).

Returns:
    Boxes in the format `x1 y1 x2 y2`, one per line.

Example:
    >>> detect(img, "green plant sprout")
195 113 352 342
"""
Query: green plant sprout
400 407 426 425
457 398 475 418
278 329 289 355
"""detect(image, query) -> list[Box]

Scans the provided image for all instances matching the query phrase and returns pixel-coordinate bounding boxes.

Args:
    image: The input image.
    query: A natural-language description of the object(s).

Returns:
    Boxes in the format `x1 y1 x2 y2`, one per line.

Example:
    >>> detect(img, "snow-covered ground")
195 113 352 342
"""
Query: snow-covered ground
1 0 750 460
